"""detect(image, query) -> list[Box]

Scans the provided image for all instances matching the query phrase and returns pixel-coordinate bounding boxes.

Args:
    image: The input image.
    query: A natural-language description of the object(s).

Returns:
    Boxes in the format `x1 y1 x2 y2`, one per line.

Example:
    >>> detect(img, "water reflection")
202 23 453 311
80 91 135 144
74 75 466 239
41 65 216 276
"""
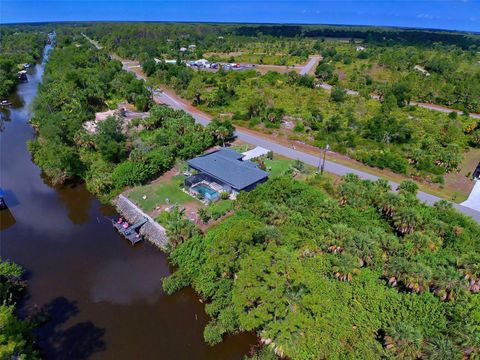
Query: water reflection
55 183 93 225
1 38 256 359
0 208 16 231
90 255 167 305
35 297 106 360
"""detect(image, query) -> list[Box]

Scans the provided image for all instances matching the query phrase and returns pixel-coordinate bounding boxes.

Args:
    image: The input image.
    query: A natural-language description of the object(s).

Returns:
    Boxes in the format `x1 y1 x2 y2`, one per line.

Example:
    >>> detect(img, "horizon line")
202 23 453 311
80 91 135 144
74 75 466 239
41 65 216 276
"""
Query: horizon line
1 20 479 35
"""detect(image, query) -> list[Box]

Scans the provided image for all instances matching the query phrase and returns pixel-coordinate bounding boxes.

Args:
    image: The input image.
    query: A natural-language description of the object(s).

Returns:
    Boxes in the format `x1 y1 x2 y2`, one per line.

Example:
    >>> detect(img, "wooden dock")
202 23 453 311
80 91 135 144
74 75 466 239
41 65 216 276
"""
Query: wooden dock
115 195 169 250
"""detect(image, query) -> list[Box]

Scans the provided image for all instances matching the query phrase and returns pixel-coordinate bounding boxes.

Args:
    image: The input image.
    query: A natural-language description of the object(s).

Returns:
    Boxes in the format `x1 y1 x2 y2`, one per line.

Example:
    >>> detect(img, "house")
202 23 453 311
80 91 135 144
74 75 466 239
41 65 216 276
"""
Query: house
188 44 197 50
185 148 269 201
179 47 187 52
356 46 365 51
414 65 430 76
473 162 480 180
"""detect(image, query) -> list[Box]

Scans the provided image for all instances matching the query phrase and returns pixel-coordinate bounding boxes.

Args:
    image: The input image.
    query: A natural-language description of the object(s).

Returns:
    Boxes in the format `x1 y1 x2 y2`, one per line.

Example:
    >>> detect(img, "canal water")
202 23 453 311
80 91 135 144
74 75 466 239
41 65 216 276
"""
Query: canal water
0 43 255 359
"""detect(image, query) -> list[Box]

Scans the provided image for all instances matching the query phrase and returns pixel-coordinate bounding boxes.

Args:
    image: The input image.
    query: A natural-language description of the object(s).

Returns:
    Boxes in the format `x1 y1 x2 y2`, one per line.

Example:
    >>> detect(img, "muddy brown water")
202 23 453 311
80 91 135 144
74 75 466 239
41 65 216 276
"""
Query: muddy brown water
0 43 255 359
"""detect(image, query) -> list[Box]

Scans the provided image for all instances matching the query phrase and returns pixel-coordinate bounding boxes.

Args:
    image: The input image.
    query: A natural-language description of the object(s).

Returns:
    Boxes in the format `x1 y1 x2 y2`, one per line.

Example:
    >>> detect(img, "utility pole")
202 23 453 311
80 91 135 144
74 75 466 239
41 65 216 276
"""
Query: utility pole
319 144 330 175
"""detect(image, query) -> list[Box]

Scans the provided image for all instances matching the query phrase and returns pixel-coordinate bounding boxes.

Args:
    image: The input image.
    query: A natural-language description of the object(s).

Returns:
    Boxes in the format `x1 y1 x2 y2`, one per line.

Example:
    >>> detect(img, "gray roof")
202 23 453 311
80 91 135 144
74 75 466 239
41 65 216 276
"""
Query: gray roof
187 149 269 190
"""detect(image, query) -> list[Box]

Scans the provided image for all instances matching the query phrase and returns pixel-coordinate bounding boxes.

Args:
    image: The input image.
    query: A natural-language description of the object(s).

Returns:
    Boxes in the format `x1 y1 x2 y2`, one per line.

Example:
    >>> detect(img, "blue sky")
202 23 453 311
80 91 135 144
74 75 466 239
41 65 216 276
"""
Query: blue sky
1 1 479 32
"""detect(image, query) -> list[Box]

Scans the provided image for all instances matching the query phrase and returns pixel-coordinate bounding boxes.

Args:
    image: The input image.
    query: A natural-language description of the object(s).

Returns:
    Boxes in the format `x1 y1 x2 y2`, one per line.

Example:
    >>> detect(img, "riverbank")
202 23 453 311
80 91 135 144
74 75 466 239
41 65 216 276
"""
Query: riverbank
1 35 256 359
115 194 169 249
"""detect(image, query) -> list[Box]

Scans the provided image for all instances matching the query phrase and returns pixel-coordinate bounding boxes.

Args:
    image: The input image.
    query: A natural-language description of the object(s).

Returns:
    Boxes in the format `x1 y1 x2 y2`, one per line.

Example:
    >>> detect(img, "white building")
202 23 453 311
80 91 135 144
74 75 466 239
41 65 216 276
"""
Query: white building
414 65 430 76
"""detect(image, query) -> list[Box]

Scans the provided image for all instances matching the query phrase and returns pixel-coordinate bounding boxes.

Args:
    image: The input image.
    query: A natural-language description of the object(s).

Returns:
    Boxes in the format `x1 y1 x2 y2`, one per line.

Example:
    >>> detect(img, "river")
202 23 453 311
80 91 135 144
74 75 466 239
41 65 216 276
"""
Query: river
0 42 255 359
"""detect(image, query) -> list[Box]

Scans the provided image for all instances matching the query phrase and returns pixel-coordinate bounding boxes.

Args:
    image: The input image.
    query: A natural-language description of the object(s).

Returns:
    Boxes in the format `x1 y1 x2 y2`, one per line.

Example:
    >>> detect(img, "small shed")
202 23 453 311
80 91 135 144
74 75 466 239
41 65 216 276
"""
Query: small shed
242 146 270 161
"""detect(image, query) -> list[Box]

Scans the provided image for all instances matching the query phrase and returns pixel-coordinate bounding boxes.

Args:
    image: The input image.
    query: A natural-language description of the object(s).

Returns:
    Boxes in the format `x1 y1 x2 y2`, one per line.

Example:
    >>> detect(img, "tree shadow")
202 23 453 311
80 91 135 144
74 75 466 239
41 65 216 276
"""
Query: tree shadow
34 297 106 360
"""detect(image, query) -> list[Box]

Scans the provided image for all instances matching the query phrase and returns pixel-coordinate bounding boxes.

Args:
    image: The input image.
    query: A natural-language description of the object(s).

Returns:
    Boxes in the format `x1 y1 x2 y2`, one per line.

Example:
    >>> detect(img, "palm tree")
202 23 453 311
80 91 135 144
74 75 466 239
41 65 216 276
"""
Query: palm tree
397 180 419 196
431 267 464 301
215 126 230 147
332 253 358 282
424 337 458 360
393 208 420 235
384 323 425 359
385 258 432 293
377 192 401 218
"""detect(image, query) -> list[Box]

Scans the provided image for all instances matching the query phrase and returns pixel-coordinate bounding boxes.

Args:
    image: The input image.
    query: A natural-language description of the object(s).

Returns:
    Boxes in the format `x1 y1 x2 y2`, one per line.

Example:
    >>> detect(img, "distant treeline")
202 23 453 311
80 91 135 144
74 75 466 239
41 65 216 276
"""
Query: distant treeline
233 25 480 48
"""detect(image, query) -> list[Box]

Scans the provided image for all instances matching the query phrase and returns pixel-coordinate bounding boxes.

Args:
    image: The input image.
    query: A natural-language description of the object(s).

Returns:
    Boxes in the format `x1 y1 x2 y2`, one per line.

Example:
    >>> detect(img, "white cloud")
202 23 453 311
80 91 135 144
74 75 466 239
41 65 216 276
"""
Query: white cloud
416 13 440 20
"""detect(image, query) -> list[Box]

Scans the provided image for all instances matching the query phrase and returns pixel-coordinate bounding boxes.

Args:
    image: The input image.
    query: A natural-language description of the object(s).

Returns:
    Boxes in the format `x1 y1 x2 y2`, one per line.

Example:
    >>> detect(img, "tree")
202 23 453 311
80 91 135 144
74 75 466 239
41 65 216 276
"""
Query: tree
330 86 347 103
142 58 157 76
384 323 424 358
397 180 419 197
94 116 126 163
207 119 235 146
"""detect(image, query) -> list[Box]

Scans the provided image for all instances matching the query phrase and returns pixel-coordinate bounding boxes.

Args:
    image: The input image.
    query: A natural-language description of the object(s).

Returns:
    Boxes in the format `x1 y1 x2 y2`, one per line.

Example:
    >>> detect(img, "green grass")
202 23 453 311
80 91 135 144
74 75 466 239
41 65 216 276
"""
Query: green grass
229 143 253 153
263 157 315 178
127 175 197 212
209 199 233 215
264 158 294 177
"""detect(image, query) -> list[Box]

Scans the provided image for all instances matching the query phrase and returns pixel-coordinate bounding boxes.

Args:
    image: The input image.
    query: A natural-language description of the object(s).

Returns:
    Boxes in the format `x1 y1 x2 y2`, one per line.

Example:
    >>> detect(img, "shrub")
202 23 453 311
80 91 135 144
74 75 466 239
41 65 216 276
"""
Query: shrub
220 191 230 200
293 122 305 132
198 207 211 224
203 322 224 345
432 175 445 184
162 270 190 295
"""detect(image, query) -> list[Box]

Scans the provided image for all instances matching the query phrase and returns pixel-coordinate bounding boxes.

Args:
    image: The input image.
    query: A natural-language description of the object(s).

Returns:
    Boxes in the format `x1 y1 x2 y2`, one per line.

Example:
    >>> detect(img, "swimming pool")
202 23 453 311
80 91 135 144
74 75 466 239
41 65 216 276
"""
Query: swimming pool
191 184 220 200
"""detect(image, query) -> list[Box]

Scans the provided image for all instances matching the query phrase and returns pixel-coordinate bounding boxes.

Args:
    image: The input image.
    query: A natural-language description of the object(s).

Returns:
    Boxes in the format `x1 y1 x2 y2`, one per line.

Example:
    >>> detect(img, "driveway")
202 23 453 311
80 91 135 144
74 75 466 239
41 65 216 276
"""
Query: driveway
461 181 480 212
299 55 321 75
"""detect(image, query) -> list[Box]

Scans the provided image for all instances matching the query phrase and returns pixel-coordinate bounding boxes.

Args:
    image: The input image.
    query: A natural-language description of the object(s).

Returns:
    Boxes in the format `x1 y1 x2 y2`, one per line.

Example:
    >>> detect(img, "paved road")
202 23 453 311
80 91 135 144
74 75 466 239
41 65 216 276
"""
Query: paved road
157 91 480 223
81 34 480 223
81 33 102 49
299 56 321 75
83 33 480 120
461 181 480 212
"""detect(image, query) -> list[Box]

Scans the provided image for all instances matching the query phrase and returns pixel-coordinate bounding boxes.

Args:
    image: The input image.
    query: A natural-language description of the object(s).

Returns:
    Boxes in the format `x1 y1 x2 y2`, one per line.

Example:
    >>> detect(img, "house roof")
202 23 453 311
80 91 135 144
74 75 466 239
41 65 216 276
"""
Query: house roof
242 146 270 161
187 149 269 190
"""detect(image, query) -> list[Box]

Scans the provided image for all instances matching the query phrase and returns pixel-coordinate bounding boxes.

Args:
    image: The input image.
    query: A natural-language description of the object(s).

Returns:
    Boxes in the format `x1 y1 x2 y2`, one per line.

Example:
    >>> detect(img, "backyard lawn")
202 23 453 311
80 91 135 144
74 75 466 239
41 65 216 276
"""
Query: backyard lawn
127 175 197 212
263 157 316 178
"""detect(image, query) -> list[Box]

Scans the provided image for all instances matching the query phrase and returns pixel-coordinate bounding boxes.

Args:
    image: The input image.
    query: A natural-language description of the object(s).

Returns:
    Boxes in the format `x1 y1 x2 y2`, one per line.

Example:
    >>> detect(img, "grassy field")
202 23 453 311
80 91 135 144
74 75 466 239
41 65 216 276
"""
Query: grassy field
264 158 295 177
127 175 196 211
263 156 316 178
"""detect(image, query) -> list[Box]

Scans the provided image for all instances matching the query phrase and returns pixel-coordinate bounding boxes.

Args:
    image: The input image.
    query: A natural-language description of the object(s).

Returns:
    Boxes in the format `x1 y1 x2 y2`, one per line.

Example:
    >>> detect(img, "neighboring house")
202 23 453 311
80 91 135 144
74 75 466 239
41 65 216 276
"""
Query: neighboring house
188 44 197 50
356 46 365 51
154 58 178 64
185 148 269 201
179 47 187 52
414 65 430 76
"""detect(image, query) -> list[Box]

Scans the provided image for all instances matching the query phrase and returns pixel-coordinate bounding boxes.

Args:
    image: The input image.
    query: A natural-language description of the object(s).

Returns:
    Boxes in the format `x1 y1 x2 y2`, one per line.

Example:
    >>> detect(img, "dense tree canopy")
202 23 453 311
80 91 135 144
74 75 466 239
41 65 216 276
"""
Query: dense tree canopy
28 36 218 200
164 175 480 359
0 26 47 98
0 260 39 359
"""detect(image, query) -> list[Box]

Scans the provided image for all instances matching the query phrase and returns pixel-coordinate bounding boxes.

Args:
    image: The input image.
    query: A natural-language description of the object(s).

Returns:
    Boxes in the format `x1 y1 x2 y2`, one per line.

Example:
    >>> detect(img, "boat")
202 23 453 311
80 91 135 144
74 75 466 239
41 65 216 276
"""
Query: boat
0 187 7 210
111 216 148 245
0 100 12 107
17 70 28 82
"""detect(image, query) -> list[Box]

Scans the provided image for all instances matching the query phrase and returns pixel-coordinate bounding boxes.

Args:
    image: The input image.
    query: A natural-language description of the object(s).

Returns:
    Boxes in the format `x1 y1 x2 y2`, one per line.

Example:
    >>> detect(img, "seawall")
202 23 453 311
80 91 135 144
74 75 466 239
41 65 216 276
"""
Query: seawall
115 194 169 250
